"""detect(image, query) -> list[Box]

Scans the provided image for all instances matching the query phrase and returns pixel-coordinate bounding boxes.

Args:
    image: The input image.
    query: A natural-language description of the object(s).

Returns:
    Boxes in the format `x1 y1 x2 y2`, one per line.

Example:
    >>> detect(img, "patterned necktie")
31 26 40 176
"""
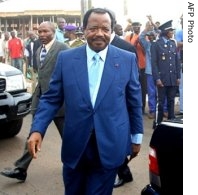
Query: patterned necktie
40 45 47 66
166 40 170 47
89 53 100 106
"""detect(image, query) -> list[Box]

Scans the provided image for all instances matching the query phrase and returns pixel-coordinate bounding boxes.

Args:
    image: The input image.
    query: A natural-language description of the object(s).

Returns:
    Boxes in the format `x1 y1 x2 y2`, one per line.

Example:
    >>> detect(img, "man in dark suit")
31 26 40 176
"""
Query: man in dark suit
27 8 143 195
111 29 138 188
111 33 137 56
26 36 42 92
26 38 42 73
0 21 69 181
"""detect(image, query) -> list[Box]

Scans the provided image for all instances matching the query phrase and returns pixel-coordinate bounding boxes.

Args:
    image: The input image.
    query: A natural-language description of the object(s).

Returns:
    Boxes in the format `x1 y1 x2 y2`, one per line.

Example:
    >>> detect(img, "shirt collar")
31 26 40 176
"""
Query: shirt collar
43 38 55 52
162 36 170 43
86 44 108 63
110 32 115 42
56 27 65 33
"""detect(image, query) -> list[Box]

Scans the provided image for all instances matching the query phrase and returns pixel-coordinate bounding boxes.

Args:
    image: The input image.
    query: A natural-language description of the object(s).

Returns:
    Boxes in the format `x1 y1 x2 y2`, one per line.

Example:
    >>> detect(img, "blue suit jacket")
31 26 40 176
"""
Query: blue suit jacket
31 44 143 169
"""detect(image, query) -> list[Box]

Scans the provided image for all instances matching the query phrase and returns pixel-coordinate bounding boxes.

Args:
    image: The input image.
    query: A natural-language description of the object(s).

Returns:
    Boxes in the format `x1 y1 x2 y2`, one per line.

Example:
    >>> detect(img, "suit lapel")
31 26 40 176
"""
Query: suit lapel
72 46 92 106
43 42 57 66
36 46 42 68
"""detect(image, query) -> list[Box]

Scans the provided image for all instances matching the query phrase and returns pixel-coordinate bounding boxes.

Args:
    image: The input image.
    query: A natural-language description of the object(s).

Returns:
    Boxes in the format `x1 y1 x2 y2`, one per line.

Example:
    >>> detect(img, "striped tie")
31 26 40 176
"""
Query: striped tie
40 45 47 66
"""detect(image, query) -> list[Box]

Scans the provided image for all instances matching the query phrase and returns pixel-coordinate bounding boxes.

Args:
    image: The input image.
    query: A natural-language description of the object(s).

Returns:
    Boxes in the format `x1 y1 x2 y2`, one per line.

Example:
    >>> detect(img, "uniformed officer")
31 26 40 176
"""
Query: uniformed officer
64 25 85 48
75 26 85 41
151 20 181 128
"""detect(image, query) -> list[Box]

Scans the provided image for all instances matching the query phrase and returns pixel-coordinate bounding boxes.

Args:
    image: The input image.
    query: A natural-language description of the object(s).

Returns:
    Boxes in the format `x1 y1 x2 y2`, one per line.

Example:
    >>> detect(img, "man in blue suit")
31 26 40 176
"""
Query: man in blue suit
27 8 144 195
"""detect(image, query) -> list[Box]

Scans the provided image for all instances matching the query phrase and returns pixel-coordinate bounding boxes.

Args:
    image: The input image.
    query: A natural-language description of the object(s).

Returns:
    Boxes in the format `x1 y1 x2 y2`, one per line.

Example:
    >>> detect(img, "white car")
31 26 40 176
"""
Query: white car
0 63 32 138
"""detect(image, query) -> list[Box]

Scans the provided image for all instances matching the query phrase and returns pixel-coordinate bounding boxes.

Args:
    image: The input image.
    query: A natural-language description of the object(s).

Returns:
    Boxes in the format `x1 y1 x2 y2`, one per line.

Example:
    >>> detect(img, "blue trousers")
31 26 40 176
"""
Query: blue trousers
62 134 118 195
11 58 23 73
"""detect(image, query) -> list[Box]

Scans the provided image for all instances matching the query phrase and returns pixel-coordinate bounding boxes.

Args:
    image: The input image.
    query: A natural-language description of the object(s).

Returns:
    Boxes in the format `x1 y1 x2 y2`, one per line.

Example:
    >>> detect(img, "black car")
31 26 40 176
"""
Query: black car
141 118 183 195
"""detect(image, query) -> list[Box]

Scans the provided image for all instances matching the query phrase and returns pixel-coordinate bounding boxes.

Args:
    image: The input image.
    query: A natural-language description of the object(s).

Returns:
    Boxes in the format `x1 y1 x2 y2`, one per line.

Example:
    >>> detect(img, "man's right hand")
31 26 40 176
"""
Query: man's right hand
27 132 42 159
156 79 164 87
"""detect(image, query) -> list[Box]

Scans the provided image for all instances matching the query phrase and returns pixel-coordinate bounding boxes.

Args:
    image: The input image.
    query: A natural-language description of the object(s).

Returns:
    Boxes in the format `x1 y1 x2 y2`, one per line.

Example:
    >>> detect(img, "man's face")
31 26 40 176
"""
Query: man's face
11 31 16 38
167 30 175 39
148 34 156 41
29 33 37 40
64 30 75 40
58 19 66 30
132 25 141 34
38 23 54 45
84 12 112 52
114 25 123 36
4 32 10 40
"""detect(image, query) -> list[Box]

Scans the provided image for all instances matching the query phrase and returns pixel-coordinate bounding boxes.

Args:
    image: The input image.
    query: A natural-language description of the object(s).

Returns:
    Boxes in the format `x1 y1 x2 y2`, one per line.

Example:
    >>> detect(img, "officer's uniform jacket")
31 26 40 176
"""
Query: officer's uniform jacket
68 38 85 48
151 37 181 86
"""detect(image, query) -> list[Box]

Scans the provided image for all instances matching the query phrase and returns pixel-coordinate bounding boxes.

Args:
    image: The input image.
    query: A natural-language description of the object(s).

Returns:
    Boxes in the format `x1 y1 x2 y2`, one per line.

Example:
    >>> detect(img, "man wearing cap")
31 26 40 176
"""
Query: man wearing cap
64 25 85 48
139 18 168 119
75 27 85 41
151 20 181 128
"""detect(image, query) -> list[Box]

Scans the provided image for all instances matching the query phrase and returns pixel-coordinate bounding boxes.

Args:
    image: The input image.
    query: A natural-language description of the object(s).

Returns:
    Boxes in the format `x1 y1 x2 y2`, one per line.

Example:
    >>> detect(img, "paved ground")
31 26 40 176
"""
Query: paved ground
0 103 179 195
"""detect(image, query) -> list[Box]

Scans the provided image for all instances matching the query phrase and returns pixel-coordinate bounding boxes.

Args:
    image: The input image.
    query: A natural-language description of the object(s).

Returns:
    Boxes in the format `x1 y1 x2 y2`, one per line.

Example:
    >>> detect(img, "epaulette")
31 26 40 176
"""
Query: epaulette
70 39 86 48
170 39 177 45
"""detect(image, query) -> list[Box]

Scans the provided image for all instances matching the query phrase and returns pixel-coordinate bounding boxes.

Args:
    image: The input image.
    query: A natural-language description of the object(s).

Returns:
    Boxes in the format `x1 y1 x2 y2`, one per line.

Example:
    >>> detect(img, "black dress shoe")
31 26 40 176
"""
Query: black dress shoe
114 172 133 188
0 168 27 181
114 177 125 188
175 112 183 116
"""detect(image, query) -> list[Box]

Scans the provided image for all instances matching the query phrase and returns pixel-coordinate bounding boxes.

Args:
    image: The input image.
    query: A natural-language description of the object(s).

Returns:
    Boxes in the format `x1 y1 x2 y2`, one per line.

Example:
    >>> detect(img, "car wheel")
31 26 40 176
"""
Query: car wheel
0 119 23 138
141 184 160 195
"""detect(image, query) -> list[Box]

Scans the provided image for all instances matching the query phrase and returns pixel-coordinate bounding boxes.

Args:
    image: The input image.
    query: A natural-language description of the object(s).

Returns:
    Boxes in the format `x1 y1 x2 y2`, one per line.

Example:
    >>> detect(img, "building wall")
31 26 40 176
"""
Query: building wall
0 11 81 38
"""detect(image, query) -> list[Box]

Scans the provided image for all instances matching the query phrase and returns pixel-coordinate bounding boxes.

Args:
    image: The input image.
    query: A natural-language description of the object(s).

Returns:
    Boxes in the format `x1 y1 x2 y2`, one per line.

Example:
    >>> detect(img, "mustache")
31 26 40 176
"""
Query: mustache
92 37 106 42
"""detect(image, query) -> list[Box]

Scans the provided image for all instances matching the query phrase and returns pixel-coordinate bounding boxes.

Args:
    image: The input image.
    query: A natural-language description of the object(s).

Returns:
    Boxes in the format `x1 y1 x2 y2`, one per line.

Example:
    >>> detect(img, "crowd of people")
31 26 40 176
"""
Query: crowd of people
0 7 183 195
114 15 183 122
